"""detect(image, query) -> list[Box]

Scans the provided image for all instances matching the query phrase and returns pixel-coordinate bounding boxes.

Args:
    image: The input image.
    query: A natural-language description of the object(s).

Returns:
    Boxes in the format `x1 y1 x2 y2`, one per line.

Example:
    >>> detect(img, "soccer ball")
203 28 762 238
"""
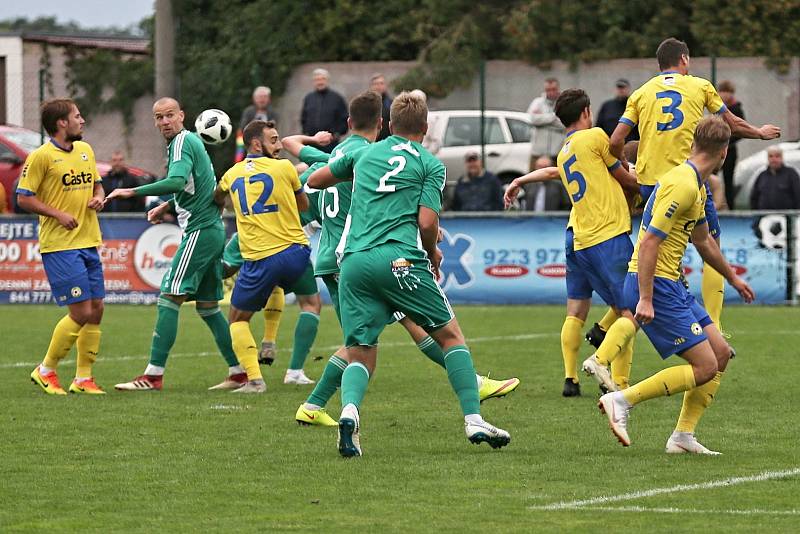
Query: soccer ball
194 109 232 145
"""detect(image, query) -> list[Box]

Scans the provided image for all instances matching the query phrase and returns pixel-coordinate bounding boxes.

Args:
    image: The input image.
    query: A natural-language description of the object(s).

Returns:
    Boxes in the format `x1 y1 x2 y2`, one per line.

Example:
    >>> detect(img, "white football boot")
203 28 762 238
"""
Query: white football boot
598 391 632 446
665 431 721 455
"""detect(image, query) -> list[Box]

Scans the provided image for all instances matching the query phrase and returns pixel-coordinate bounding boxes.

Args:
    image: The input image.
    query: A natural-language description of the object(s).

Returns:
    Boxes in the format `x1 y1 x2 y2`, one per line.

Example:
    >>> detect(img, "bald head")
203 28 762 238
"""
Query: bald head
153 97 185 141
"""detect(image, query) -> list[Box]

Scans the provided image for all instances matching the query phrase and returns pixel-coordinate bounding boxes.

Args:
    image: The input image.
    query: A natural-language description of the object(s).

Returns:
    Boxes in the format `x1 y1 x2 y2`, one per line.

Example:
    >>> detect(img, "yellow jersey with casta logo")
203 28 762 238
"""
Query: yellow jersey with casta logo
629 161 707 281
557 127 629 250
17 140 103 253
218 155 308 261
620 72 726 186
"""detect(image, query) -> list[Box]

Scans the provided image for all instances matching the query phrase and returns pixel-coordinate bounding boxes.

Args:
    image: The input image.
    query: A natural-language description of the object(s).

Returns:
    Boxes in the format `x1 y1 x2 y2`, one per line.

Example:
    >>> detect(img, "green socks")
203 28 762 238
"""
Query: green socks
149 297 180 367
197 306 238 367
444 345 480 416
417 335 446 368
340 362 370 408
307 355 348 407
288 312 320 371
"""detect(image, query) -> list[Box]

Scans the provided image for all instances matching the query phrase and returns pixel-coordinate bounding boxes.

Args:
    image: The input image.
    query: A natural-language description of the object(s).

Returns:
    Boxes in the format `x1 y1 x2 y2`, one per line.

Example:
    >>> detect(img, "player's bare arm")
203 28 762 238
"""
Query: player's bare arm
610 164 639 195
146 201 171 225
418 206 441 276
609 122 632 160
213 184 227 207
721 110 780 140
88 181 105 211
307 164 343 189
295 189 310 213
635 231 663 324
503 166 559 209
104 187 136 202
17 193 78 230
281 131 333 157
690 222 755 302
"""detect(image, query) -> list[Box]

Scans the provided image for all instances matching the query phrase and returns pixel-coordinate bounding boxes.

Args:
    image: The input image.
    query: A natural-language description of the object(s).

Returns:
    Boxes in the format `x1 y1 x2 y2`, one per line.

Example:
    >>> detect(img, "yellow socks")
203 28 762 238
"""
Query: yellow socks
230 321 262 381
43 315 83 369
622 365 696 406
702 265 725 330
611 337 634 389
75 324 102 379
598 308 618 331
595 317 636 366
675 371 722 433
560 316 584 380
262 287 284 343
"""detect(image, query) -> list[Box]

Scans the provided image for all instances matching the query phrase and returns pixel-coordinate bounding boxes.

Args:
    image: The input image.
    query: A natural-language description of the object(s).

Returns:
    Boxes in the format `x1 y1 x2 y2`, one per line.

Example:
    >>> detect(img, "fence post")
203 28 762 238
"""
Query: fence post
787 213 796 305
38 68 45 145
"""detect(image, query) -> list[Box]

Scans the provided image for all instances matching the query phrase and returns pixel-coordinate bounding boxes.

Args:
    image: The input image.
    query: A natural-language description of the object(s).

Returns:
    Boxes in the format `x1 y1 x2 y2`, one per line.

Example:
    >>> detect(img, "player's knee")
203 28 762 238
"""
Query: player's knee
695 358 718 385
69 307 92 326
298 294 321 314
90 300 105 323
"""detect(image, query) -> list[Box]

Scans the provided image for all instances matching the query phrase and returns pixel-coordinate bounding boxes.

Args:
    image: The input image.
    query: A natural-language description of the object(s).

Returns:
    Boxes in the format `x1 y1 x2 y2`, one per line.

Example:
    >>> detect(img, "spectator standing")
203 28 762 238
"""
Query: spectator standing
239 86 279 130
596 79 639 142
369 73 393 141
718 80 745 208
300 68 348 152
524 155 570 211
102 151 144 212
527 78 565 170
750 146 800 210
450 151 503 211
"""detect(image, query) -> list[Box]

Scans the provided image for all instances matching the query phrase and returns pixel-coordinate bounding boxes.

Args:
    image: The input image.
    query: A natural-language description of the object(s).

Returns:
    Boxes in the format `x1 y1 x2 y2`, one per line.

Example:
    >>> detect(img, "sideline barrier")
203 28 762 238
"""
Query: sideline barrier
0 212 795 305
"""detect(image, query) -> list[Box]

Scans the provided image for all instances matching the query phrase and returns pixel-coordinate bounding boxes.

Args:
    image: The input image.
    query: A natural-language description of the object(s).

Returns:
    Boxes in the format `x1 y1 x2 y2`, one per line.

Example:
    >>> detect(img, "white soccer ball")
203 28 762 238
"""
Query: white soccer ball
194 109 232 145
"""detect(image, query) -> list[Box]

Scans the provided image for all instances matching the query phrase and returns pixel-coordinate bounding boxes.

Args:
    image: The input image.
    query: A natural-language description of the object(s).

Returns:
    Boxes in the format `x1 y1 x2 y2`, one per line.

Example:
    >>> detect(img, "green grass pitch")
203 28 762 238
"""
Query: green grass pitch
1 304 798 532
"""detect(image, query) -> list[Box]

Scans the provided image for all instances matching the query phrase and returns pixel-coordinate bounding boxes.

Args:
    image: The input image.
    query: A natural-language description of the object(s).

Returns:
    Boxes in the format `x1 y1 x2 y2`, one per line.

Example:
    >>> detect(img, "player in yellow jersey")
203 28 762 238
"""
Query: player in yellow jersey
599 116 755 453
214 120 311 393
17 98 106 395
610 37 779 336
504 89 638 396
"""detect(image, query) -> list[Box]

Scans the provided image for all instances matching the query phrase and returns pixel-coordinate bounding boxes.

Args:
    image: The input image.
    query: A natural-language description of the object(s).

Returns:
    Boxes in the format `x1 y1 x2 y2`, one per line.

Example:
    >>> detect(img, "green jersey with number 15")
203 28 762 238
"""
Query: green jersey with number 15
328 135 445 257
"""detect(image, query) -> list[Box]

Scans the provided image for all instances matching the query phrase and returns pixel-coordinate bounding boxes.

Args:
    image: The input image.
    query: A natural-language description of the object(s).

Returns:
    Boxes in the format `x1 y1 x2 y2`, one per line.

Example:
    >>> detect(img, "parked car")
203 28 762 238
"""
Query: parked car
0 125 155 212
733 141 800 209
425 110 532 188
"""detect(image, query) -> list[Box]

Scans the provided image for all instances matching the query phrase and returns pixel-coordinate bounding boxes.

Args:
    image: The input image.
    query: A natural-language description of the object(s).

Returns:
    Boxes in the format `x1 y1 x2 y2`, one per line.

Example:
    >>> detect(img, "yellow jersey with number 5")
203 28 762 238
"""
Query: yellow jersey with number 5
620 72 726 187
218 155 308 261
629 161 707 280
557 127 629 250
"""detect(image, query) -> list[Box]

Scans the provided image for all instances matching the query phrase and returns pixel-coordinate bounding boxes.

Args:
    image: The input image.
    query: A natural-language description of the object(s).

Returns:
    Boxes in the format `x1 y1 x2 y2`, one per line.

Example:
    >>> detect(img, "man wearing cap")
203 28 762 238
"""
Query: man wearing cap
596 79 639 142
449 151 504 211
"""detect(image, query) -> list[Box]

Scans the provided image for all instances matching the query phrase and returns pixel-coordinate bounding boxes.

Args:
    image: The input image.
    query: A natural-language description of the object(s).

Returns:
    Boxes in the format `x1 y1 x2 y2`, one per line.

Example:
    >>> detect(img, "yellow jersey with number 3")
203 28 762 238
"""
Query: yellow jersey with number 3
218 155 308 261
629 161 707 280
16 140 103 253
557 127 629 250
620 72 726 186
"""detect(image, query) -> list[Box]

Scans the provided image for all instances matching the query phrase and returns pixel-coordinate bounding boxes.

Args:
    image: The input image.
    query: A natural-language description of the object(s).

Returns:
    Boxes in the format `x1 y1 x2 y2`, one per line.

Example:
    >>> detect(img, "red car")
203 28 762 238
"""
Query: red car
0 125 154 212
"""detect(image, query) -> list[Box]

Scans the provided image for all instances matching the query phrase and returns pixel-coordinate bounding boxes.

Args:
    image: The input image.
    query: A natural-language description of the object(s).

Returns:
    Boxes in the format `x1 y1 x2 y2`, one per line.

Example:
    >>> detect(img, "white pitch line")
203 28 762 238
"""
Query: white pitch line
0 332 557 369
563 505 800 516
530 468 800 511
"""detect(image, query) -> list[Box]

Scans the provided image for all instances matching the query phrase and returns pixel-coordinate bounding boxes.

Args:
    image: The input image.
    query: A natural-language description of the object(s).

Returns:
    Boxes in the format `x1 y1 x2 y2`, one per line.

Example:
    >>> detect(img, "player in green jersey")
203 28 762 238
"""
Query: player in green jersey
106 98 244 391
288 92 519 427
308 92 512 456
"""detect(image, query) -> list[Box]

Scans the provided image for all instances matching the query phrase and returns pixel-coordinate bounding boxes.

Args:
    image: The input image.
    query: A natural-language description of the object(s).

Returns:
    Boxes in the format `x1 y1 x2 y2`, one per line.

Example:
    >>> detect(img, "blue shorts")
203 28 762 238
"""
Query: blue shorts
41 247 105 306
623 272 712 359
565 229 633 307
641 183 721 238
231 244 311 312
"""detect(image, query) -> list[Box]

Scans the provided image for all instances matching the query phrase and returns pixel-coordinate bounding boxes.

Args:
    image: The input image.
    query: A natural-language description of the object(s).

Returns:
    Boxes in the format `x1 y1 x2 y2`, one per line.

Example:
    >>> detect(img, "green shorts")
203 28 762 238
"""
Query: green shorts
161 224 225 302
338 244 454 347
322 274 342 324
285 263 319 296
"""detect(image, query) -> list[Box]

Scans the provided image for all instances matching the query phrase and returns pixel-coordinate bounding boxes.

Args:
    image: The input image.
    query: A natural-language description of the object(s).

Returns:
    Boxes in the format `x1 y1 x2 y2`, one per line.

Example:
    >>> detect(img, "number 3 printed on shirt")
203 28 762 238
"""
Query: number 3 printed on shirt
655 90 684 131
562 154 586 203
376 156 406 192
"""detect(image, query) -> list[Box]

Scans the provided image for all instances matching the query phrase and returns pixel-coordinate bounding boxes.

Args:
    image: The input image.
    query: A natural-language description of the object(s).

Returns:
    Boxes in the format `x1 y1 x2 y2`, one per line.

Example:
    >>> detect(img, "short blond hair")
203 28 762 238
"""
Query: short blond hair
389 91 428 136
693 115 731 155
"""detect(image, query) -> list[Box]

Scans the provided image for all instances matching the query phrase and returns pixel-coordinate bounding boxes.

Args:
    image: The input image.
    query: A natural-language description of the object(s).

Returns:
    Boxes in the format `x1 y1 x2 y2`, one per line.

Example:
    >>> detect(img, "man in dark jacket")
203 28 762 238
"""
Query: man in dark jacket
718 80 745 208
450 151 504 211
369 73 393 141
750 147 800 210
300 68 348 152
102 151 143 212
596 79 639 142
239 86 279 130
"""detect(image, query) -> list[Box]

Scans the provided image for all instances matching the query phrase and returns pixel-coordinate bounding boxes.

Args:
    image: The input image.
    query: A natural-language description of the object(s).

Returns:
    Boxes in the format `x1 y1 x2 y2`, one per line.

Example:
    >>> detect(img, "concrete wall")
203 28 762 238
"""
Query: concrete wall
20 42 165 175
275 57 800 160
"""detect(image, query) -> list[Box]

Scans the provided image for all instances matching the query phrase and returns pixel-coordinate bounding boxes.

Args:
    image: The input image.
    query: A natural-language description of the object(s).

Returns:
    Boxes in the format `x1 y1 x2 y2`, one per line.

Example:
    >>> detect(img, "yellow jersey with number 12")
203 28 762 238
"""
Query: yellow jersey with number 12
629 161 707 281
620 72 726 186
16 140 103 253
557 127 629 250
218 155 308 261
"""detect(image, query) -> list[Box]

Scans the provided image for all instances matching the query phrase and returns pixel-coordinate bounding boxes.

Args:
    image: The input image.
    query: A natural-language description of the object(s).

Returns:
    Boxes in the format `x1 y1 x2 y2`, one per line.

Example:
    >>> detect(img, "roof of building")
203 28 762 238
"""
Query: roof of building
0 31 149 54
